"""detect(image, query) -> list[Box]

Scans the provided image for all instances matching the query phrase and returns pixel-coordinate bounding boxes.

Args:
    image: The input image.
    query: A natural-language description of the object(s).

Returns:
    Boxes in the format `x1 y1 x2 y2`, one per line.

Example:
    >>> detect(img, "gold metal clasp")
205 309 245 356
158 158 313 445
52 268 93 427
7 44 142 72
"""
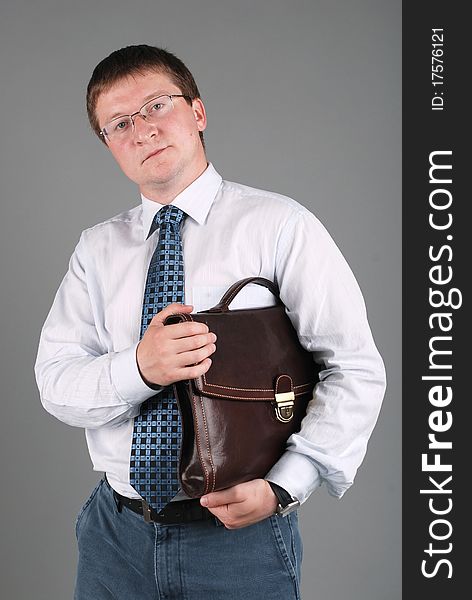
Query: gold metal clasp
274 391 295 423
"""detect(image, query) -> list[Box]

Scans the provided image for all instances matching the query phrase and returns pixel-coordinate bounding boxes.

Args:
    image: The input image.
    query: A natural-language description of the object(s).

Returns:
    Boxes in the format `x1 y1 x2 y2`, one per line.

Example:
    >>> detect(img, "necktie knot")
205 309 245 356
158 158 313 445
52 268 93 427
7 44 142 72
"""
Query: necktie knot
156 205 185 230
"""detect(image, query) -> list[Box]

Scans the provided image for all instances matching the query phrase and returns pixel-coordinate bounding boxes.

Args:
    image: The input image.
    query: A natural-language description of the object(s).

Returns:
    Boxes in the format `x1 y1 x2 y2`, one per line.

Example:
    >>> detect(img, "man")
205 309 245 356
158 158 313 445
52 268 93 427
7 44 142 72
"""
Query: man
35 45 386 599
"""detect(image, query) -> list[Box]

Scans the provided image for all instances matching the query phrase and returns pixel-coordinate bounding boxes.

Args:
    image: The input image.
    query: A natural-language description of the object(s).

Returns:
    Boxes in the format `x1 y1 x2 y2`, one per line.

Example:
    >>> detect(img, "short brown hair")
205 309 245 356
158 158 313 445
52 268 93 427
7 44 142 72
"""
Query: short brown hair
86 45 205 148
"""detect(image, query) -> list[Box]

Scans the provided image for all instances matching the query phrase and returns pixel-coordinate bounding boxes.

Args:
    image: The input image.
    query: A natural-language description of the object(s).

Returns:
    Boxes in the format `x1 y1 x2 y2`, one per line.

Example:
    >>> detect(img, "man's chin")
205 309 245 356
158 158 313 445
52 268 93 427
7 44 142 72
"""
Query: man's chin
139 167 183 195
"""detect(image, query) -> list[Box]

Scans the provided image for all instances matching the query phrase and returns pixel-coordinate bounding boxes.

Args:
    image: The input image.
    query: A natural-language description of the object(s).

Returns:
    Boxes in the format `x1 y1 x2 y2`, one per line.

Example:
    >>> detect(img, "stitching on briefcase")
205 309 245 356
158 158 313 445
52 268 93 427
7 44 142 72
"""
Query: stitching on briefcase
198 395 216 493
199 376 312 399
190 392 210 496
202 374 274 392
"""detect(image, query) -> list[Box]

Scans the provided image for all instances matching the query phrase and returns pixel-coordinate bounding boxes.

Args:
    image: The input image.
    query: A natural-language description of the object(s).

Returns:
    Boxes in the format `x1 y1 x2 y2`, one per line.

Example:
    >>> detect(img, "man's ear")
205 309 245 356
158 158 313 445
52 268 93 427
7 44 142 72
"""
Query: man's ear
192 98 207 132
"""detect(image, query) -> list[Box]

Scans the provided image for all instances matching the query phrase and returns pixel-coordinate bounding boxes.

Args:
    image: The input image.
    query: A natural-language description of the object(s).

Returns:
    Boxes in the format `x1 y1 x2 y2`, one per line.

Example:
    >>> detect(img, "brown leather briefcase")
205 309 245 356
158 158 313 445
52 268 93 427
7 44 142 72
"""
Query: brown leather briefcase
164 276 320 498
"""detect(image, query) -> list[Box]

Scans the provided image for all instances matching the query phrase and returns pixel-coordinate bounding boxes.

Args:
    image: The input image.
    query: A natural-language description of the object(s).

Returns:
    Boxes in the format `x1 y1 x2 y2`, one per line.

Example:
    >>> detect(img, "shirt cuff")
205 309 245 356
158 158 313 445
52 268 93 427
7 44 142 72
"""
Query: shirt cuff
265 451 322 505
110 343 163 406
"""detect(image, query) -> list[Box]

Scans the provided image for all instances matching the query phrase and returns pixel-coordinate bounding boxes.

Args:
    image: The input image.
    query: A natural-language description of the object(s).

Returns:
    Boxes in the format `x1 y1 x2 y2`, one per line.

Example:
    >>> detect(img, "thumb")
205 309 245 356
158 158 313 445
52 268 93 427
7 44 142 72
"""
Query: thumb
200 487 244 508
150 303 194 326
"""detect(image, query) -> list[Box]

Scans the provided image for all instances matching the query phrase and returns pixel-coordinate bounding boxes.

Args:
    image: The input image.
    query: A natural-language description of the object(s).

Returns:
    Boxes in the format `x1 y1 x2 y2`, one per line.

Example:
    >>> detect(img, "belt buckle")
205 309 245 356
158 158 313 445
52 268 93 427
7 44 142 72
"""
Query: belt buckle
141 499 154 523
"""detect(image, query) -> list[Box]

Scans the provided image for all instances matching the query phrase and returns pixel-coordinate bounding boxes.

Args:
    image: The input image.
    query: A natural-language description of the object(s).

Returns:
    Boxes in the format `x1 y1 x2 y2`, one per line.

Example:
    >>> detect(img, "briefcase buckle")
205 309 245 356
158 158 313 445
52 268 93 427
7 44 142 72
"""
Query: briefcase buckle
274 391 295 422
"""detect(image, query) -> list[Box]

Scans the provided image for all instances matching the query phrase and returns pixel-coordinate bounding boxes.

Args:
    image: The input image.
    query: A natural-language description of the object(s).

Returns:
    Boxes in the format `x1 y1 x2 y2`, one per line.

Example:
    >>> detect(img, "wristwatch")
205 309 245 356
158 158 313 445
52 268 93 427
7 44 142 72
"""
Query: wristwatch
267 481 300 517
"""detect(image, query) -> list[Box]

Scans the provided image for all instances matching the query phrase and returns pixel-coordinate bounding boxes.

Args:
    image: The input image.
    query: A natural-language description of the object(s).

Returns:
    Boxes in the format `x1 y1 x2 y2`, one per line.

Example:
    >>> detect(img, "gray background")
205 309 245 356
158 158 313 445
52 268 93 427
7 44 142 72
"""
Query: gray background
0 1 401 598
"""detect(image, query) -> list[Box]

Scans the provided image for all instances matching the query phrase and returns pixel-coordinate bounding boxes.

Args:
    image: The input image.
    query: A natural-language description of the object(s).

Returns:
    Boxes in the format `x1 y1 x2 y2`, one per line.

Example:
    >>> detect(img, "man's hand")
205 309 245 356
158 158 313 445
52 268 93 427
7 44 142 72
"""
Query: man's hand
200 479 278 529
136 303 217 387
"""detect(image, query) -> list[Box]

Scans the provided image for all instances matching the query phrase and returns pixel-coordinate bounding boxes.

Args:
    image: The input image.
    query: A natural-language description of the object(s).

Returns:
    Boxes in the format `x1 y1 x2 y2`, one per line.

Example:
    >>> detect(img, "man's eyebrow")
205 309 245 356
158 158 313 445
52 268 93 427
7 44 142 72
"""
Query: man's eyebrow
106 91 174 122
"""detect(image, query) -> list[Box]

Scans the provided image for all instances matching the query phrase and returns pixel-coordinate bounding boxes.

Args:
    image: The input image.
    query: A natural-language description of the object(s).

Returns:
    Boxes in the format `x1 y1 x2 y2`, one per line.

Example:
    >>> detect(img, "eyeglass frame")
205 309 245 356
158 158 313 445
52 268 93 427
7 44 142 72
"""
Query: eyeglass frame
99 94 192 142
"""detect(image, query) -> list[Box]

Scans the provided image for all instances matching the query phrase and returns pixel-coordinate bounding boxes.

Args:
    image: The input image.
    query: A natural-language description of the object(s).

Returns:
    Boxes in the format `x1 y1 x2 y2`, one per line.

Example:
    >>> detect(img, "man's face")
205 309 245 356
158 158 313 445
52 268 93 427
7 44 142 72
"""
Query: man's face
95 70 207 201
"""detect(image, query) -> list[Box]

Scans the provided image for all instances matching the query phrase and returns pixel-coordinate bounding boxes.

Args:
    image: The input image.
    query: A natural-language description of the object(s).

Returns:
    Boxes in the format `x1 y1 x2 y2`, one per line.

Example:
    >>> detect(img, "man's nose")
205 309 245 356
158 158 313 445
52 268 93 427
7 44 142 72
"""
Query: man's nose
132 114 158 141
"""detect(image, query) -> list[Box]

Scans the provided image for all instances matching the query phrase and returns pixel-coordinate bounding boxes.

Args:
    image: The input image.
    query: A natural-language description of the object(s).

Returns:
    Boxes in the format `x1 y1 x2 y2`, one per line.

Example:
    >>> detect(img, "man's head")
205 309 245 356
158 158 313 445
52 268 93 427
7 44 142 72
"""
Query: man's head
87 45 208 202
87 45 205 148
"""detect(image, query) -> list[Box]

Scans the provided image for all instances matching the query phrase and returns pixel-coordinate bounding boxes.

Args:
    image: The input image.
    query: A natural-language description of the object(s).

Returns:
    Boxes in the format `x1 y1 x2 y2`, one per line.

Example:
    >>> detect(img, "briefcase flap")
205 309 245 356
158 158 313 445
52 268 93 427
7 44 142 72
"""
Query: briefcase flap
165 304 319 402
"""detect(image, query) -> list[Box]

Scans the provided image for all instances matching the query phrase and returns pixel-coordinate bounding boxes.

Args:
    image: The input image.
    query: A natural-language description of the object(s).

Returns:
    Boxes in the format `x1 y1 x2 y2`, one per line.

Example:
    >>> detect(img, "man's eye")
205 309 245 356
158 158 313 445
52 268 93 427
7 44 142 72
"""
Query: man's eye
150 102 164 112
114 120 130 132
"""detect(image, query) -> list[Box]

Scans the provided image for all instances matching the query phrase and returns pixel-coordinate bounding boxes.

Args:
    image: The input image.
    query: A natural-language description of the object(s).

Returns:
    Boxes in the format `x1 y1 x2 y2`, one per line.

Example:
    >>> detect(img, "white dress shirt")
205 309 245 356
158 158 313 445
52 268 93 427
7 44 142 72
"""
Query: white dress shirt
35 163 386 504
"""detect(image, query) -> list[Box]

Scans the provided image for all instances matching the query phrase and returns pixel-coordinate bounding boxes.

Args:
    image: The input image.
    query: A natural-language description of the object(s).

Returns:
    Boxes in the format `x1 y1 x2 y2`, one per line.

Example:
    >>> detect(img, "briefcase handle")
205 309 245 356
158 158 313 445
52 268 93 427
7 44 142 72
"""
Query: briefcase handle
204 277 281 313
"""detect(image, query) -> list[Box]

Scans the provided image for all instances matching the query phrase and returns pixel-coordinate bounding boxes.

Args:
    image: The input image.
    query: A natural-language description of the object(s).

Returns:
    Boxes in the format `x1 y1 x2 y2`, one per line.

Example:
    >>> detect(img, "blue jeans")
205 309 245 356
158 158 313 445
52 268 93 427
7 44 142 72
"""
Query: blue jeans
74 476 303 599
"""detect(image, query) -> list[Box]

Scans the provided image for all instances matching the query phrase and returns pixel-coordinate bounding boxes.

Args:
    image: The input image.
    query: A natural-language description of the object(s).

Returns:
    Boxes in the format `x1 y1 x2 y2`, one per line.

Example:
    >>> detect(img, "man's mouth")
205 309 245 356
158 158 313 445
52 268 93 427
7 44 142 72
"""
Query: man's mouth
142 147 168 163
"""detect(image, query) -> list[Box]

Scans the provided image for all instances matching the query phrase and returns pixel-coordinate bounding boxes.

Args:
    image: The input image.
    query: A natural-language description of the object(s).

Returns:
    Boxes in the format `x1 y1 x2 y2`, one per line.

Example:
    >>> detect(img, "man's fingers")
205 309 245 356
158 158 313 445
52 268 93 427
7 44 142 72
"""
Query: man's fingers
175 357 213 380
200 485 246 509
168 321 210 339
149 303 194 326
174 342 217 367
175 332 217 353
147 306 212 340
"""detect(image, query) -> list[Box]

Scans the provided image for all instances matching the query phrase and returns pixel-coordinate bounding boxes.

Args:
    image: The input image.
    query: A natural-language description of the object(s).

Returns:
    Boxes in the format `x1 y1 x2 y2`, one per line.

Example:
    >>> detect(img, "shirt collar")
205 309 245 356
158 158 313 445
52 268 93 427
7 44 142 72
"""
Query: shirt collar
141 162 223 240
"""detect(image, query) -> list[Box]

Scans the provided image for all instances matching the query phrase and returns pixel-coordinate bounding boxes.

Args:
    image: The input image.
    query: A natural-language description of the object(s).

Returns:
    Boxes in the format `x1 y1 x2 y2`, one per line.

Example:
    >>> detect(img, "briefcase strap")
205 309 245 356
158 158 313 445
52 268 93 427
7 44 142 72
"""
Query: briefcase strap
205 277 280 313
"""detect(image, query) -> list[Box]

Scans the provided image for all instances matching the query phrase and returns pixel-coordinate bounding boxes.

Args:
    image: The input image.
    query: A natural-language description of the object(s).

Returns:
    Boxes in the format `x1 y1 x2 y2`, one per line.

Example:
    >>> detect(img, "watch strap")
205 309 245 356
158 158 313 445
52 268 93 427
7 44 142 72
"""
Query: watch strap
267 480 294 507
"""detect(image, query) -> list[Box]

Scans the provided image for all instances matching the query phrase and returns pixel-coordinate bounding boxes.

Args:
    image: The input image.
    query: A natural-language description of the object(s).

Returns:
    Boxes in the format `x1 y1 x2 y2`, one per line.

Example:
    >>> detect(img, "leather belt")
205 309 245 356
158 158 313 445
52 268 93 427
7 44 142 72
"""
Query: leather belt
106 477 214 525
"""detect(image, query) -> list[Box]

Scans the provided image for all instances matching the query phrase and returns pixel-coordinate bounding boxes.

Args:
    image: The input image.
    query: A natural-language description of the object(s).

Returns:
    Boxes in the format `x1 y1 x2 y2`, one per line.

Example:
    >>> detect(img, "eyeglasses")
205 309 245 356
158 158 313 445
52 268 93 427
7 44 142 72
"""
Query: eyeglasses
99 94 191 142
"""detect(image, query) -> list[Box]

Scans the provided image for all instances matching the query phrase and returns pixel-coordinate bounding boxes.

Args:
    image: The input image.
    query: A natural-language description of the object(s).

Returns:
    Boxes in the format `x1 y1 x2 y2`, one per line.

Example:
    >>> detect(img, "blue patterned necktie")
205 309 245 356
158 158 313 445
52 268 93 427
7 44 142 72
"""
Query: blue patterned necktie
130 204 186 514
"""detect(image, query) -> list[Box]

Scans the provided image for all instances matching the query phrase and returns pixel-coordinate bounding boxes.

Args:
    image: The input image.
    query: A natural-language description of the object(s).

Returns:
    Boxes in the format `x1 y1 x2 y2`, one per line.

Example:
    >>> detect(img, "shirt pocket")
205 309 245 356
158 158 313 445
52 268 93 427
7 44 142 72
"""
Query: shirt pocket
192 283 278 313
